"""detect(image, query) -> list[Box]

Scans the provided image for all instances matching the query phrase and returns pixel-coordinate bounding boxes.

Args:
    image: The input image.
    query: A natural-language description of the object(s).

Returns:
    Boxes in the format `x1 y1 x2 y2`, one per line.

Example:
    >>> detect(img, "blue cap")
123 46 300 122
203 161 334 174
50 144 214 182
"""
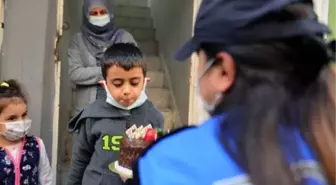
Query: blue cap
175 0 331 61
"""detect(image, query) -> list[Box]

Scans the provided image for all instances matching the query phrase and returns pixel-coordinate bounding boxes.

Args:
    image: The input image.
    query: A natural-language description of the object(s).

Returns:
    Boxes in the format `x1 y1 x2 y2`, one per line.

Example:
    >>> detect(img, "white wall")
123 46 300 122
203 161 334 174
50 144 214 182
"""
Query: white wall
313 0 329 24
0 0 58 159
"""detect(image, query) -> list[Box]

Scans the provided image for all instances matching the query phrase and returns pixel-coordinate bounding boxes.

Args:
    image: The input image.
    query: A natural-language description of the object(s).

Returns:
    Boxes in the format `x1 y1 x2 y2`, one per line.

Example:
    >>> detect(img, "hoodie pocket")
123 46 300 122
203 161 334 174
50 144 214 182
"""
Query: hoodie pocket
99 173 123 185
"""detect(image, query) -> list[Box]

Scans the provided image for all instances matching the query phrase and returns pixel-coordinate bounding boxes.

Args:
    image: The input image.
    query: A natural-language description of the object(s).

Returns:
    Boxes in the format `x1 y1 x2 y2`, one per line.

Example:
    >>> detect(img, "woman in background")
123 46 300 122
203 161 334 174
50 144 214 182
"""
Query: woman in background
68 0 137 116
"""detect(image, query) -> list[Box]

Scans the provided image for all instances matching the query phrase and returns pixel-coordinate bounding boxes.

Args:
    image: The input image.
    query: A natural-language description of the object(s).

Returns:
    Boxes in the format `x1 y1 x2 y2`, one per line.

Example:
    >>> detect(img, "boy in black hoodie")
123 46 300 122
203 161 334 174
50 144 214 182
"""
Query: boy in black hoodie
67 43 164 185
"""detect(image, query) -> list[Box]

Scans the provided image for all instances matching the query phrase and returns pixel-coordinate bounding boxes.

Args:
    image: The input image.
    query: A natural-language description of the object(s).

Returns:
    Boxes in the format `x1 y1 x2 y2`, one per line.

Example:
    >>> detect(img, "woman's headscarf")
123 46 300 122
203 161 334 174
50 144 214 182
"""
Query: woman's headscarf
82 0 119 60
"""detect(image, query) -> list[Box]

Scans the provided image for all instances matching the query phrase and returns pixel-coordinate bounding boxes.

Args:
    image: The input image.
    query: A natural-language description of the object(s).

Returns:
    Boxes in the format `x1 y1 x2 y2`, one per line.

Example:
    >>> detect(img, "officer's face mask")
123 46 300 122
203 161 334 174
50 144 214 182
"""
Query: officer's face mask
196 59 223 113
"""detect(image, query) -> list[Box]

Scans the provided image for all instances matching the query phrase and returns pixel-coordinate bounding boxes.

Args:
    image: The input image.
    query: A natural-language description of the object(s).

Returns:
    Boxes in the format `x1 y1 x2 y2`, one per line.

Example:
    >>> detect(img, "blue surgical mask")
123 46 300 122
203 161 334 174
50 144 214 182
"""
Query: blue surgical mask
89 15 110 27
196 59 223 113
104 80 148 110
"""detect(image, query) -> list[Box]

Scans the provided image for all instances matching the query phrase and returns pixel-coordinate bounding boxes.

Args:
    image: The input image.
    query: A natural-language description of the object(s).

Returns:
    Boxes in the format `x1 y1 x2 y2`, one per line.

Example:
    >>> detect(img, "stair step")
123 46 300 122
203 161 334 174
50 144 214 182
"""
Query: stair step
114 6 151 18
146 88 170 109
145 56 161 71
139 40 158 55
115 17 153 29
114 0 149 7
147 71 164 88
128 28 155 41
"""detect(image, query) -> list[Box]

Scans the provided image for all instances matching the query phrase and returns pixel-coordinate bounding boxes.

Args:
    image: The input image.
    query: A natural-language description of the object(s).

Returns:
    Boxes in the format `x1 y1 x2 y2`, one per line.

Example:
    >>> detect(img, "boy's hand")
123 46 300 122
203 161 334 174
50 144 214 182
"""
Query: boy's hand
145 77 151 83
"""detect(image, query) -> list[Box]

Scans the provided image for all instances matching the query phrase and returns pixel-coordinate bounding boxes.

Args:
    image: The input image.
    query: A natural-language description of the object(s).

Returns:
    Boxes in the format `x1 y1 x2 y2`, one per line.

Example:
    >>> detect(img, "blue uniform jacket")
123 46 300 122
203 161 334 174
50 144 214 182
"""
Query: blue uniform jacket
126 115 327 185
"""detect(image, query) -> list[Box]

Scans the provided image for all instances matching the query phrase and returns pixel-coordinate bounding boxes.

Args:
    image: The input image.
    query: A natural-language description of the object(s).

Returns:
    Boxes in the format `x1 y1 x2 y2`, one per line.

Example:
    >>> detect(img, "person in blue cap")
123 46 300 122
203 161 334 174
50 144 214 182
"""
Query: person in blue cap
122 0 336 184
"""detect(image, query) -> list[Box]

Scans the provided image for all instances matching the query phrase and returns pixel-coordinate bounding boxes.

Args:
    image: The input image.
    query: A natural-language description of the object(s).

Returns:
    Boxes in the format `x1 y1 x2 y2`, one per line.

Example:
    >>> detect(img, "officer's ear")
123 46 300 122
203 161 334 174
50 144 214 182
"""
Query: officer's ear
213 51 236 93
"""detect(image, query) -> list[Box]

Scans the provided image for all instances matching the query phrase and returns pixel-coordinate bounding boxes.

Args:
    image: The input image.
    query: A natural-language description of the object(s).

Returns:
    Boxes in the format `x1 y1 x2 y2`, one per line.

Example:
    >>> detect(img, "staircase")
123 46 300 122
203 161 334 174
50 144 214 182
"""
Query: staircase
114 3 176 130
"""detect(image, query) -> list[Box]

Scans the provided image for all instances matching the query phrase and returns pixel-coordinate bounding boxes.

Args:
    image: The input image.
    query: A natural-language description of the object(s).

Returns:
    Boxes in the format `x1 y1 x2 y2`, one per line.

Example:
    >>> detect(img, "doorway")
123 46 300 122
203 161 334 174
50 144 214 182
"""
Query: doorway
56 0 82 184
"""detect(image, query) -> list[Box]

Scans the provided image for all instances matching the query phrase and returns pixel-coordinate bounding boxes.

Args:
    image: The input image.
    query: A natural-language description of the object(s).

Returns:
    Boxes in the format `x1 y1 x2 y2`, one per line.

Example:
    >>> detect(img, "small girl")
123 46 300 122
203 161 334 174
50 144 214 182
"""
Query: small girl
0 80 52 185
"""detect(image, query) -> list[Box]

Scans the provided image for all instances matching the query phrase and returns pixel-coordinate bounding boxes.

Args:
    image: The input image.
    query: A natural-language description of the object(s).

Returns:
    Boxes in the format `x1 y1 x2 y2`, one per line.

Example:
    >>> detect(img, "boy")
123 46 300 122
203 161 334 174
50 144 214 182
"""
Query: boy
66 43 164 185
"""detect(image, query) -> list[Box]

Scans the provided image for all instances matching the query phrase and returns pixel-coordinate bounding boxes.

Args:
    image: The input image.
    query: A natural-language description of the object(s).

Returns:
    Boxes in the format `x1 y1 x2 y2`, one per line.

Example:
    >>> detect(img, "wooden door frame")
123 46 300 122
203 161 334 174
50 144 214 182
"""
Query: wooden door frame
51 0 64 183
188 0 209 125
0 0 5 51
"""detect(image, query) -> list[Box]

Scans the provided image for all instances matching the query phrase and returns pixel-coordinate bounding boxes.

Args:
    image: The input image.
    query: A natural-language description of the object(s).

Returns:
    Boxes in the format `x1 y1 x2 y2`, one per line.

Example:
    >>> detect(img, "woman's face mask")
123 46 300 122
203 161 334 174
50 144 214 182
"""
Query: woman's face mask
89 15 110 27
88 7 110 27
0 119 31 141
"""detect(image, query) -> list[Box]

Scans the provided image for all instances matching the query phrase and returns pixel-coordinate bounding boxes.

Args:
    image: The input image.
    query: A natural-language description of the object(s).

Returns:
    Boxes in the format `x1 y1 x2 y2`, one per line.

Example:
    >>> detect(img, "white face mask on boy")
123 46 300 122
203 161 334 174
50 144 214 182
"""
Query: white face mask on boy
0 119 32 141
89 15 110 27
103 80 148 110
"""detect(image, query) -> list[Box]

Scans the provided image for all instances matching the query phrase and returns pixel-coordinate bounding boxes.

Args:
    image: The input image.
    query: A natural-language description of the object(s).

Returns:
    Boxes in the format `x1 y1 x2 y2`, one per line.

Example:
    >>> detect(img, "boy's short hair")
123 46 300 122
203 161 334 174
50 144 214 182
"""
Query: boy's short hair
101 43 146 79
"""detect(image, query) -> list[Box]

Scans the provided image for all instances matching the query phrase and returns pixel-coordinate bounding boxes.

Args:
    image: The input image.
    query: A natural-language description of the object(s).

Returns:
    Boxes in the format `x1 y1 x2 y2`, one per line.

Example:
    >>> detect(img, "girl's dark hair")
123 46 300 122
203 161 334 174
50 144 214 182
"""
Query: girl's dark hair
0 79 27 113
201 3 335 185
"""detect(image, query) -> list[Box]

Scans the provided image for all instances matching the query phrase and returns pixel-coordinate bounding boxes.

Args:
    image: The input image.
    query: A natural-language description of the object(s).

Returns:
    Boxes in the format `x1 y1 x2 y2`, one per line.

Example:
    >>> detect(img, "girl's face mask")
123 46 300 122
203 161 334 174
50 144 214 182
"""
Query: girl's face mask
0 119 31 141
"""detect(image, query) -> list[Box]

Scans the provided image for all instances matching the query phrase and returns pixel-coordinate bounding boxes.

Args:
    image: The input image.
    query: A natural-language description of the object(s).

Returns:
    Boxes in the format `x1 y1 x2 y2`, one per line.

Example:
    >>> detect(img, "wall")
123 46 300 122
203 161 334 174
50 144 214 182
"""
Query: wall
0 0 58 159
150 0 194 125
115 0 148 7
314 0 330 25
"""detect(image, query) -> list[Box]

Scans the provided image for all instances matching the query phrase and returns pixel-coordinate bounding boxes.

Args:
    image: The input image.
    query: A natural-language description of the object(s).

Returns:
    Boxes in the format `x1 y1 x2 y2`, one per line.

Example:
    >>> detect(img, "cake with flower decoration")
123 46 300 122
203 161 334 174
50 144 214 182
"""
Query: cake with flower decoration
118 124 164 169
